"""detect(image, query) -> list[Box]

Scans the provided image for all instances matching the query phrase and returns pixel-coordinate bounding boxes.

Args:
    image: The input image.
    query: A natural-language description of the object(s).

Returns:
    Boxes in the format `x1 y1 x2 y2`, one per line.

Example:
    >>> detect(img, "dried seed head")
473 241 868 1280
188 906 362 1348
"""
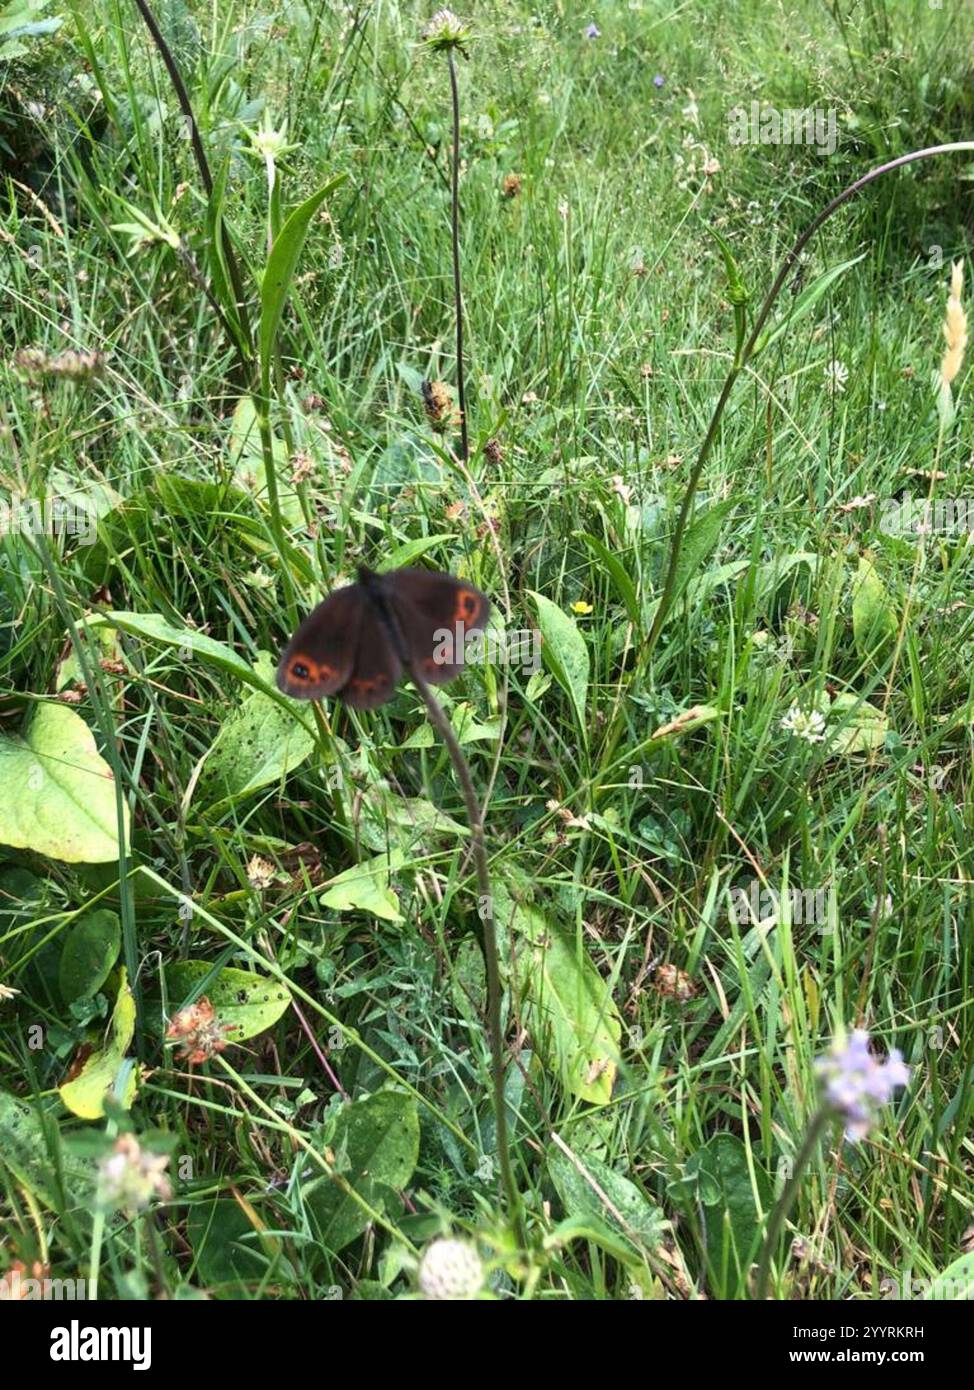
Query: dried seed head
13 347 106 381
166 996 232 1064
421 378 461 432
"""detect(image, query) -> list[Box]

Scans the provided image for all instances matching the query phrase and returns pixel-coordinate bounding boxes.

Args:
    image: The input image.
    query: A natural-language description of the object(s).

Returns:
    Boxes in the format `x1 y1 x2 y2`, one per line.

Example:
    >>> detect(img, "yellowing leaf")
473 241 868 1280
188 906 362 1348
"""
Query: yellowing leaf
59 970 138 1119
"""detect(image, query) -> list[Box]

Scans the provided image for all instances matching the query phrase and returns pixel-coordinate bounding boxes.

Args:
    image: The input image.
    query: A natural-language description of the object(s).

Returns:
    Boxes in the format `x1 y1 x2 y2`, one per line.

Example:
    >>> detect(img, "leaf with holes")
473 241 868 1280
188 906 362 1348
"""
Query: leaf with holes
163 962 291 1045
198 654 315 808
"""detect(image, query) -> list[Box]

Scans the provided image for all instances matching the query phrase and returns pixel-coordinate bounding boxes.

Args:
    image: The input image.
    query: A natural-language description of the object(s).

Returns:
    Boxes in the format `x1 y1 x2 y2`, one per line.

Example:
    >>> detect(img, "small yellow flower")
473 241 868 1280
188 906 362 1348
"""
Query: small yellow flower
571 600 594 615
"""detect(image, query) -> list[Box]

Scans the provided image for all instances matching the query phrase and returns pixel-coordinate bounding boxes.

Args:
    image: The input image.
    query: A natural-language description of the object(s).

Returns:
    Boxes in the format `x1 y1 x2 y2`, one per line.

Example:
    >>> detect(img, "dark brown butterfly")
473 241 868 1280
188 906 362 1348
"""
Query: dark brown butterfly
277 566 490 708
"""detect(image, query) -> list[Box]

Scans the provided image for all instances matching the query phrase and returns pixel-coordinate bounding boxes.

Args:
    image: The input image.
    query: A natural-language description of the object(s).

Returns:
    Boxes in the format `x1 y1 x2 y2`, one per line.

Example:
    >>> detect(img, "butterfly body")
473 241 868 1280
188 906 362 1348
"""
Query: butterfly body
277 566 490 708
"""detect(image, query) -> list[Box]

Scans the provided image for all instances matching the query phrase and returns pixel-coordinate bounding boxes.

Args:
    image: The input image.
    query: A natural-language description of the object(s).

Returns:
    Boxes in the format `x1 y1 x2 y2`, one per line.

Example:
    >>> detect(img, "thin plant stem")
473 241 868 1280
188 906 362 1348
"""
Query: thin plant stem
447 48 470 463
643 141 974 668
132 0 253 357
755 1107 829 1299
408 663 525 1247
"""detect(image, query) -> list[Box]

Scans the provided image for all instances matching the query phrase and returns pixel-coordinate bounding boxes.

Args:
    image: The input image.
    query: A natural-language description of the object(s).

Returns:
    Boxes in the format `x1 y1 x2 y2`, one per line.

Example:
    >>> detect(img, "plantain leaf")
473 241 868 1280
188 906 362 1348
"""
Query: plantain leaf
502 891 621 1105
0 1090 93 1223
576 532 640 624
197 654 315 808
0 703 129 863
528 592 589 742
753 252 867 356
852 553 898 664
319 850 404 922
259 174 346 399
307 1091 419 1253
548 1144 667 1260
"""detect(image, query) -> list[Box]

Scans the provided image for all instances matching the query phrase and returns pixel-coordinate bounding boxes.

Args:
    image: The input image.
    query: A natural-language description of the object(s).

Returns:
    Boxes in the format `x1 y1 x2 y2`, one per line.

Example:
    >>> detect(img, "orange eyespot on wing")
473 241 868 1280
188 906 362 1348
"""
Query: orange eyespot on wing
452 586 486 627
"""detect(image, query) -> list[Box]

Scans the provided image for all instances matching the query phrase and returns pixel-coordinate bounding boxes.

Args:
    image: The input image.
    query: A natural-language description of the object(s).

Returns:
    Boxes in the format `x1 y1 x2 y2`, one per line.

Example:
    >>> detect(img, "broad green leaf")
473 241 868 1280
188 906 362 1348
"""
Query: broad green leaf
695 1133 772 1298
400 701 501 749
505 894 621 1105
319 850 404 922
163 961 291 1044
827 692 888 756
308 1091 419 1253
358 797 469 852
528 591 589 740
188 1198 281 1288
922 1252 974 1300
259 174 346 399
0 703 129 863
59 909 121 1004
852 553 898 663
92 612 309 726
382 534 457 569
198 655 315 807
547 1145 667 1260
753 253 867 356
227 397 302 524
93 611 254 683
685 558 750 606
0 1090 93 1222
56 621 121 693
59 969 138 1119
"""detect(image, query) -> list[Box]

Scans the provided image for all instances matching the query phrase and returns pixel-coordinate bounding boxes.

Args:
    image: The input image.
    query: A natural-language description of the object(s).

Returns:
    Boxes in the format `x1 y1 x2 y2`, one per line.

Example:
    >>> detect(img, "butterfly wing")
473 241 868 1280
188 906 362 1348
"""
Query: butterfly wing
277 584 366 699
386 568 490 684
340 616 402 708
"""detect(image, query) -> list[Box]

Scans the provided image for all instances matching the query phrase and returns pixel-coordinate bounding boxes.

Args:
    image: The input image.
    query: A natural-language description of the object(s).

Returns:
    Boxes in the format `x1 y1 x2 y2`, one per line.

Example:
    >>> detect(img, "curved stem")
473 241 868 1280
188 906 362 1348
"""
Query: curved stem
755 1108 829 1299
644 142 974 666
408 665 525 1247
132 0 253 356
447 49 470 463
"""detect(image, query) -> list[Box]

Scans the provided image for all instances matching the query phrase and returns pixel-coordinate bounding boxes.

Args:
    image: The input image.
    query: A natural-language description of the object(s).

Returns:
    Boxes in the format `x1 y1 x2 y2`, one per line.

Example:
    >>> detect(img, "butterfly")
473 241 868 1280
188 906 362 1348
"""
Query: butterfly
277 565 490 708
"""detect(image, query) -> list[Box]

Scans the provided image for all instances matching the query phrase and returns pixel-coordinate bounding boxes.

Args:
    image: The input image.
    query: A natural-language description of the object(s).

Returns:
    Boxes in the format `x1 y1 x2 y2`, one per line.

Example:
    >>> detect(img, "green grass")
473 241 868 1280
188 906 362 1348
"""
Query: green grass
2 0 974 1301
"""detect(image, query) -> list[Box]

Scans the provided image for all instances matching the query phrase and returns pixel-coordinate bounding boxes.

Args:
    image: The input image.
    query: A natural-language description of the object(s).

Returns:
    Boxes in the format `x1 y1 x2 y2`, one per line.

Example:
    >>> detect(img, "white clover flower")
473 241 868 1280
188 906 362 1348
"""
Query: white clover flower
418 1237 484 1300
423 9 468 50
825 359 849 394
97 1135 172 1215
780 703 827 743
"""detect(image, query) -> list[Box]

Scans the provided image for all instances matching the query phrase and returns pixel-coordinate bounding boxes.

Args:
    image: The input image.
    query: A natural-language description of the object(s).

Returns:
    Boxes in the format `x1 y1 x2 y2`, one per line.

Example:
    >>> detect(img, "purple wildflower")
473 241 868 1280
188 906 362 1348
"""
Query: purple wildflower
584 23 601 39
653 74 665 88
815 1029 910 1142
